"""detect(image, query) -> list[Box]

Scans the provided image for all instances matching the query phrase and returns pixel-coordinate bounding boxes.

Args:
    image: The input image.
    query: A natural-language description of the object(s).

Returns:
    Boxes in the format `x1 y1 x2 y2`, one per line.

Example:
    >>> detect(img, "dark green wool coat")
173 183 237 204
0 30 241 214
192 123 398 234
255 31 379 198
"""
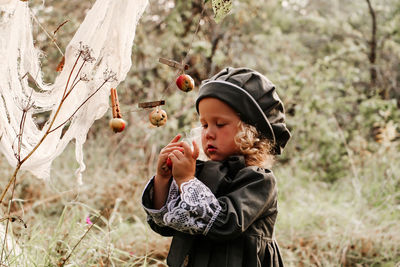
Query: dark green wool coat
142 156 285 267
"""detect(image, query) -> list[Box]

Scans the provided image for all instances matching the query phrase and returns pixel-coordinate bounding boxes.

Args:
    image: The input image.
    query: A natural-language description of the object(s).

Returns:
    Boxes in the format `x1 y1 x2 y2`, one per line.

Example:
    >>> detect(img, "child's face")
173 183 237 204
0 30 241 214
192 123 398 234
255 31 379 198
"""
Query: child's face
198 97 241 161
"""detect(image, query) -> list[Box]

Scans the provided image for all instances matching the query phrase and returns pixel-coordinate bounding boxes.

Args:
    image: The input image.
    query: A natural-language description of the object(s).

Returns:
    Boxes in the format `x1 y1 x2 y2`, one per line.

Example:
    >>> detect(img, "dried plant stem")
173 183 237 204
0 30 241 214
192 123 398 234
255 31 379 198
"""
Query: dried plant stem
60 215 100 267
62 51 81 97
0 163 21 205
0 48 112 265
17 60 84 166
0 166 18 263
16 111 27 161
49 78 110 134
0 53 93 204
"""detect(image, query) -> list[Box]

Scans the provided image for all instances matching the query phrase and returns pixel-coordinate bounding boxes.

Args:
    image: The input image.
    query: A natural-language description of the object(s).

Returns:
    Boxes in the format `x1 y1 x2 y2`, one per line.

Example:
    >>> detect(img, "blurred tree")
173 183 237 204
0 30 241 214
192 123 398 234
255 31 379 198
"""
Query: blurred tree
28 0 400 182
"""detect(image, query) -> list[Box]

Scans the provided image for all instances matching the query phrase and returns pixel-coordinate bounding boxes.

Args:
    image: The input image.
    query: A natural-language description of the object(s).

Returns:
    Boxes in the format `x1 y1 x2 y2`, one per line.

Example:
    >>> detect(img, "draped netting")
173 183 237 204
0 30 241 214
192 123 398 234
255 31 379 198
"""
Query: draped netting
0 0 148 183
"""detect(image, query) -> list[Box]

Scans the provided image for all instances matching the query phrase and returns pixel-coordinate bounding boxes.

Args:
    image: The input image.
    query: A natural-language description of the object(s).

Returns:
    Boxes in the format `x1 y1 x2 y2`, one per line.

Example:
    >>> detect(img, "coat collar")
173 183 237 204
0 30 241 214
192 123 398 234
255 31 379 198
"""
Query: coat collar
195 156 246 195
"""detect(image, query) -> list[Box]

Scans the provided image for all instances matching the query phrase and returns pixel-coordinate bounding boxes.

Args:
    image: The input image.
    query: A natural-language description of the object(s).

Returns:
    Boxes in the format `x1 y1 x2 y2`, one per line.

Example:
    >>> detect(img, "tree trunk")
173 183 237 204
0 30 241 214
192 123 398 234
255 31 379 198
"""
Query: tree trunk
366 0 378 88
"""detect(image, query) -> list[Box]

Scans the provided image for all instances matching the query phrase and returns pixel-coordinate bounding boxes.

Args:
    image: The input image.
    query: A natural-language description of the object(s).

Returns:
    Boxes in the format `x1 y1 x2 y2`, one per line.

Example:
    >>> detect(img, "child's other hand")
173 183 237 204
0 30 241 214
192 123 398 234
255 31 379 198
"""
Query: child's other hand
156 134 183 180
169 140 199 187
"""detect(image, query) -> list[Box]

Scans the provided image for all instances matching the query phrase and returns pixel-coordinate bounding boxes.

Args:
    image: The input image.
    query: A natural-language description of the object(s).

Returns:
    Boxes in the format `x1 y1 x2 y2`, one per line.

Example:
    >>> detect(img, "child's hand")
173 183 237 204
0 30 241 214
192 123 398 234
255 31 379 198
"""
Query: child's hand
156 134 183 180
169 140 199 187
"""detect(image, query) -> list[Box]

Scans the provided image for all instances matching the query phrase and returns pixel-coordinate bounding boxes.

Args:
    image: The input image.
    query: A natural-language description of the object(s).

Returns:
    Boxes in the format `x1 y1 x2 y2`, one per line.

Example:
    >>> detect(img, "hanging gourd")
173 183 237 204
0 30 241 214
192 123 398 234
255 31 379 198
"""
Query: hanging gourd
109 88 126 133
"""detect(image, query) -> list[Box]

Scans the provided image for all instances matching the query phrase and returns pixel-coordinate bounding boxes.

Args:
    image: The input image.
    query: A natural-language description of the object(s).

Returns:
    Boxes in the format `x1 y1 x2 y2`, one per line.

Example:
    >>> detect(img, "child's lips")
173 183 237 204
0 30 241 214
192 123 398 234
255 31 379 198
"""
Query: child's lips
207 144 217 153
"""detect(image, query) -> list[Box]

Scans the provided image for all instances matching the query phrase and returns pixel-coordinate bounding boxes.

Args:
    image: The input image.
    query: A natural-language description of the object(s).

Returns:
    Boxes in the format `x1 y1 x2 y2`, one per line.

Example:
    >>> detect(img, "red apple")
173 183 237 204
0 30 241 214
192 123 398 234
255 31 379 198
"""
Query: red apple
176 74 195 92
109 118 126 133
166 148 184 169
166 158 173 169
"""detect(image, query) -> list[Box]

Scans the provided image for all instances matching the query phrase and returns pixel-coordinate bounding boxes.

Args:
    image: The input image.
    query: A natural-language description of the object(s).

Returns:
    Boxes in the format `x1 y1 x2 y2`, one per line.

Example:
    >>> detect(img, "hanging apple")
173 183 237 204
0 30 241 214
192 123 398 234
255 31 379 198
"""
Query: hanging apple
176 74 194 92
109 118 126 133
149 108 167 127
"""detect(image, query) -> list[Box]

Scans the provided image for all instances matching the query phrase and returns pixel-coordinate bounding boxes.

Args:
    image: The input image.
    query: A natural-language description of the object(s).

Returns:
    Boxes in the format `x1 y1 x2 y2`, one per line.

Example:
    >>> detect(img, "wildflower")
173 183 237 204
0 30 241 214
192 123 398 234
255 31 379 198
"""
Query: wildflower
86 216 93 225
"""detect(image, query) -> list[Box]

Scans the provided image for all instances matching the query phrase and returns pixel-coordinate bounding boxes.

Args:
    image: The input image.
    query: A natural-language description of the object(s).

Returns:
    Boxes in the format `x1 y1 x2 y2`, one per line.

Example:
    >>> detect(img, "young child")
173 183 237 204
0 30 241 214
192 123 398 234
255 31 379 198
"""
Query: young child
142 67 291 267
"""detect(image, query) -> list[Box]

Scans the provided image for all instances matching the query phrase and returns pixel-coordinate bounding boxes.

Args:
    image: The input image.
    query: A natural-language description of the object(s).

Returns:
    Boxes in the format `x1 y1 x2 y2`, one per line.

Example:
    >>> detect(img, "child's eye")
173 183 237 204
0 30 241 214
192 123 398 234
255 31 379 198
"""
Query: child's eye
216 123 226 127
202 124 208 129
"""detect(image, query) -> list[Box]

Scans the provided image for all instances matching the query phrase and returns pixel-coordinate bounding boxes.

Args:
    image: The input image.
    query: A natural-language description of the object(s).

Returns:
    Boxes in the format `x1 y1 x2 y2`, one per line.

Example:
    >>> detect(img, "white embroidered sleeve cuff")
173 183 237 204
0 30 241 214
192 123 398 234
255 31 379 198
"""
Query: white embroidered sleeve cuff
142 178 180 227
163 178 221 235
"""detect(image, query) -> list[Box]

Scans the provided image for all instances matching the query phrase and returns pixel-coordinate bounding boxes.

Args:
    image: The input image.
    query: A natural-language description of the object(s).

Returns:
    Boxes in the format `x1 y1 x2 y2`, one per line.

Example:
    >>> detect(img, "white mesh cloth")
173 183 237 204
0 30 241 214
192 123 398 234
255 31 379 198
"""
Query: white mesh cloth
0 0 148 183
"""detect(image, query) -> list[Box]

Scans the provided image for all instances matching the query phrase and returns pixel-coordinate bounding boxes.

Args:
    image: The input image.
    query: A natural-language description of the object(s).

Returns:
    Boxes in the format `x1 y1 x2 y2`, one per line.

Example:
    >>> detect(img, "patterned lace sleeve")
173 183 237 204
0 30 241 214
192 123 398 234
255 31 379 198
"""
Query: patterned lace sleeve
163 178 221 235
142 178 180 227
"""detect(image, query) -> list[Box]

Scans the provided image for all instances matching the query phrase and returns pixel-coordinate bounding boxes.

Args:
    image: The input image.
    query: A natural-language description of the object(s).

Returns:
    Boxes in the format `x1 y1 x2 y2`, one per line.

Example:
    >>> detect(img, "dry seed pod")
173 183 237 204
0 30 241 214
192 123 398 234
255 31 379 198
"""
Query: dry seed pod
149 108 167 127
56 56 65 72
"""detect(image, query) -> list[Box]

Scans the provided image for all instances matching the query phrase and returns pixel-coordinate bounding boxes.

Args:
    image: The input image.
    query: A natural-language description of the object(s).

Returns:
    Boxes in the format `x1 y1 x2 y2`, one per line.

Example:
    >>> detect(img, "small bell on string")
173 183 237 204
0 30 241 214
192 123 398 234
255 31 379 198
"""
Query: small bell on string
109 88 126 133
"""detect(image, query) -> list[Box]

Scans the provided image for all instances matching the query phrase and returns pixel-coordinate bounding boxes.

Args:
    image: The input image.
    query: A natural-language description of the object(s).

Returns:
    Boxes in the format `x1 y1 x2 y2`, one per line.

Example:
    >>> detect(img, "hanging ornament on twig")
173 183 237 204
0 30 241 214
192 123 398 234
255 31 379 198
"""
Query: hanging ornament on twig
149 107 168 127
109 88 126 133
138 100 168 127
159 57 195 93
176 73 194 92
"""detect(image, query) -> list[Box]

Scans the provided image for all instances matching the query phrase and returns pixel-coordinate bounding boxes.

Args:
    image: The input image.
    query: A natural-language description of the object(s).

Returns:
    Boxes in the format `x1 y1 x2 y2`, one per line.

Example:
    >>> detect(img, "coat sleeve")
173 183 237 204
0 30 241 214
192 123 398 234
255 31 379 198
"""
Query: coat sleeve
162 178 222 235
141 177 177 236
142 177 222 236
205 167 278 241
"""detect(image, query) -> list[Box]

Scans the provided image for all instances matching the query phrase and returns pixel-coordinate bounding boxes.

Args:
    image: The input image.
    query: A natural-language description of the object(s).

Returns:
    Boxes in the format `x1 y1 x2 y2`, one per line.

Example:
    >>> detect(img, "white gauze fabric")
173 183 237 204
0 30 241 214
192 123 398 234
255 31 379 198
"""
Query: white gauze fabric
0 0 148 183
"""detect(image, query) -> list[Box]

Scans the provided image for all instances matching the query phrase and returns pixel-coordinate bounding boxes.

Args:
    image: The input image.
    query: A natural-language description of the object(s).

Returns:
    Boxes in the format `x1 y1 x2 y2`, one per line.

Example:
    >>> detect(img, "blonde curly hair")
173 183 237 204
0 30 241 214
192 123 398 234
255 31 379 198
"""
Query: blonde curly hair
234 121 275 168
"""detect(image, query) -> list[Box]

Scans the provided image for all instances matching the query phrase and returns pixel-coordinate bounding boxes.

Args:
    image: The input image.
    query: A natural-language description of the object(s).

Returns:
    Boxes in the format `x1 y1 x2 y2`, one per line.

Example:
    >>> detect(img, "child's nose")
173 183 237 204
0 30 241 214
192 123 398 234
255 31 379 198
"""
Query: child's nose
205 126 216 139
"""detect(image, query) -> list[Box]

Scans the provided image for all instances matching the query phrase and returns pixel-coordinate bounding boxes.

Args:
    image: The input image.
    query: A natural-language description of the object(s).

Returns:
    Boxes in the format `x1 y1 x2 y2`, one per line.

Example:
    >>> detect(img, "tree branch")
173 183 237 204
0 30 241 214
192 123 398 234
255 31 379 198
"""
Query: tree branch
366 0 377 87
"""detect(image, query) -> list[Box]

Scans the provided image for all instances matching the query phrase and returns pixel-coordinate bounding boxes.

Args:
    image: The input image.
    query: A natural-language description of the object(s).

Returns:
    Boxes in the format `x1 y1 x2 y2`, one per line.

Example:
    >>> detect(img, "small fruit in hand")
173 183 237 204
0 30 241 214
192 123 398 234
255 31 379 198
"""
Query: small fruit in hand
166 158 173 169
166 148 184 169
109 118 126 133
149 108 167 127
176 74 194 92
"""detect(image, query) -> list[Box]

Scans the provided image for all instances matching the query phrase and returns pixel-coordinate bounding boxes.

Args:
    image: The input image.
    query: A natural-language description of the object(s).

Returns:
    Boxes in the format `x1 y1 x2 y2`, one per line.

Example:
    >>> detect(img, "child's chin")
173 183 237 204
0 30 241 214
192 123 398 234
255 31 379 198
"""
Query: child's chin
208 154 226 162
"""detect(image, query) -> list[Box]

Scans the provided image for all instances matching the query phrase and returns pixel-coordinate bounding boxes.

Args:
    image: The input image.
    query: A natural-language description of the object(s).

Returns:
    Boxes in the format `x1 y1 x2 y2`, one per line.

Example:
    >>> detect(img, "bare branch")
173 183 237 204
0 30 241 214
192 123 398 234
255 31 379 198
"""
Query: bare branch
53 20 69 35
